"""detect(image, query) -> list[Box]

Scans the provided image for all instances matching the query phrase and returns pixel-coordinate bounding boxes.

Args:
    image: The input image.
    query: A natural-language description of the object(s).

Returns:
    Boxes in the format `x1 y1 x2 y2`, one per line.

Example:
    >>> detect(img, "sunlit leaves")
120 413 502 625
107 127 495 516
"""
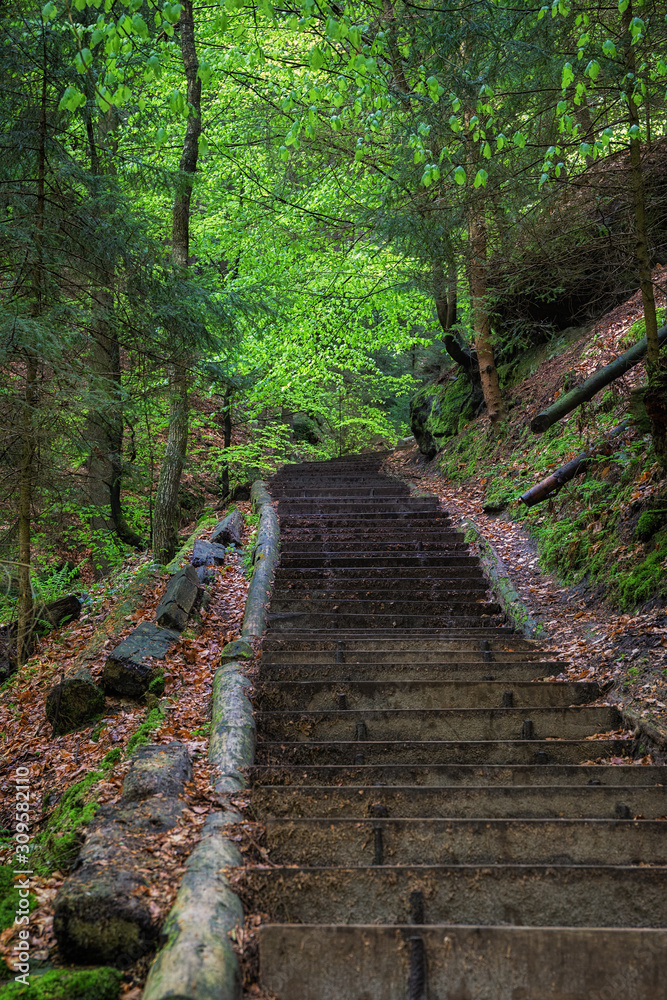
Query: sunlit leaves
453 165 466 185
59 85 86 112
473 168 488 188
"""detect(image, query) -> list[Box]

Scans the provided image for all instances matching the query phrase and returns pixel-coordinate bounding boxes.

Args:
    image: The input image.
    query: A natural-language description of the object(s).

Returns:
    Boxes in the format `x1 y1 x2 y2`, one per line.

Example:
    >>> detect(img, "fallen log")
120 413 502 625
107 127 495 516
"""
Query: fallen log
242 481 280 638
531 325 667 433
520 420 628 507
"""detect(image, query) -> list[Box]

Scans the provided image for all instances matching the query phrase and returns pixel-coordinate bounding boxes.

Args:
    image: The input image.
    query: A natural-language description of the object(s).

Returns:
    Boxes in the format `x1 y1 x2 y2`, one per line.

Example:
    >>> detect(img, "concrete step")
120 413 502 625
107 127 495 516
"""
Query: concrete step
240 865 667 926
263 816 666 866
253 783 667 819
254 738 632 767
255 680 602 711
257 706 620 742
265 613 504 630
268 600 501 617
258 924 667 1000
258 662 568 682
250 764 667 787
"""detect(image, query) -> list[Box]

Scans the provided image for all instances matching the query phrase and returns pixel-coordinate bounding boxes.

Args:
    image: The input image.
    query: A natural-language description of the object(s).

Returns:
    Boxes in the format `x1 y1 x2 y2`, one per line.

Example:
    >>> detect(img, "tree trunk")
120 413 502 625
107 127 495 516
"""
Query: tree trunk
623 4 658 361
622 4 667 464
220 385 232 499
17 356 36 666
468 216 504 426
85 284 116 578
153 365 190 563
152 0 201 563
531 324 667 433
17 25 47 664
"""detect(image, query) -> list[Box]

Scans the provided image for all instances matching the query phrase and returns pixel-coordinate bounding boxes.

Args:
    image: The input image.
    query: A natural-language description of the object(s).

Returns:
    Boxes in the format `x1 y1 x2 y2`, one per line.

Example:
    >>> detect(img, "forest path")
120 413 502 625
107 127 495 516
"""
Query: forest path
239 451 667 1000
385 448 667 752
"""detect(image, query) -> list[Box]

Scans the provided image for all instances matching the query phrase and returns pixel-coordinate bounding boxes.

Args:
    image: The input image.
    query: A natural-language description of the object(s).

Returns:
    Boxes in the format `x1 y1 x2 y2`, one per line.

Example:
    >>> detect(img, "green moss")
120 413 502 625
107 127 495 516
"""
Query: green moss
36 770 105 872
102 748 121 767
124 704 165 758
623 307 667 347
635 509 667 542
147 673 165 697
0 967 122 1000
0 867 35 934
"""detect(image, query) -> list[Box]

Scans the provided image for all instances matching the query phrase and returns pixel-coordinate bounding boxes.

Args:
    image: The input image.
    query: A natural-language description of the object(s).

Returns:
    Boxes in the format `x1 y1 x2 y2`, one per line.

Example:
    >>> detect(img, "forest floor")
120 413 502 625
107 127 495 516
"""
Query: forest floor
0 512 251 997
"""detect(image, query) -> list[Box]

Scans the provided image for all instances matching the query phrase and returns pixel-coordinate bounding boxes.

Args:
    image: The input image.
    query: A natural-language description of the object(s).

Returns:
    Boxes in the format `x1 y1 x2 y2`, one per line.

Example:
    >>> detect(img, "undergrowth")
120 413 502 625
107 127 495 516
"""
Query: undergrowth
436 409 667 611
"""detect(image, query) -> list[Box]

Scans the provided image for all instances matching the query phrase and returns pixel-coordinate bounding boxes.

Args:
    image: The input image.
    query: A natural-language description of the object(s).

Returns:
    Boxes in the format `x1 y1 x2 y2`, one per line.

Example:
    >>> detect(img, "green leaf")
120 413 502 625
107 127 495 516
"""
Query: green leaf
59 86 86 112
41 1 57 20
561 62 574 89
156 126 167 145
482 141 491 159
602 39 616 58
198 134 209 156
513 130 526 149
453 165 466 185
473 168 488 188
618 0 629 12
586 59 600 80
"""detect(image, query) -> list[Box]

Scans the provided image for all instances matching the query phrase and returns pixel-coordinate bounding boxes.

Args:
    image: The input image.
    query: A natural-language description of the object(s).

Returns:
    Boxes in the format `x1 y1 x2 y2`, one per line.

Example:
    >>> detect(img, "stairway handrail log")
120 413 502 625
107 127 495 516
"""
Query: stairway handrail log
530 325 667 434
242 480 280 637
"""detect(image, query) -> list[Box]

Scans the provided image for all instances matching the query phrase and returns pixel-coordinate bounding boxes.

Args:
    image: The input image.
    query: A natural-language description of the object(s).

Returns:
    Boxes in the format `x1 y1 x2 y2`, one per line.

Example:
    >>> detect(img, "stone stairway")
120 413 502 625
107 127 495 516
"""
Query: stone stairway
242 452 667 999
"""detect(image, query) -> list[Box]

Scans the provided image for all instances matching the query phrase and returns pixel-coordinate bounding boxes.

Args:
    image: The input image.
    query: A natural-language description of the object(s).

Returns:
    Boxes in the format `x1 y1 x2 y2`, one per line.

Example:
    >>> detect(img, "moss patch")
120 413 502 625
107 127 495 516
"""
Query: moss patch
124 704 166 758
0 967 121 1000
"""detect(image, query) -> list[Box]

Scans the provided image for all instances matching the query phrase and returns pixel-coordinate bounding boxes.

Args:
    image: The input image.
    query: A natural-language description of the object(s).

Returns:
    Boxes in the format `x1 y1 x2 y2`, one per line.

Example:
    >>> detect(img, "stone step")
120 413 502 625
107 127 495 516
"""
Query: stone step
266 613 503 630
279 537 466 551
263 817 666 866
254 738 631 767
252 783 667 819
255 680 602 711
250 763 667 787
268 600 501 617
257 705 620 742
271 584 488 597
258 925 667 1000
258 663 567 683
240 865 667 926
277 554 479 568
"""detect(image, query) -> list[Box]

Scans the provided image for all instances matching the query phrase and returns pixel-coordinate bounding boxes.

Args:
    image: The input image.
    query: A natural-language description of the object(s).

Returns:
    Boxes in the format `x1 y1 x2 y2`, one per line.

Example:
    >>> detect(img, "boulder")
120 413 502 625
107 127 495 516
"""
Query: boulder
102 622 178 699
191 539 226 568
194 564 216 584
45 669 105 735
155 564 200 631
122 742 192 803
33 594 82 633
210 510 243 548
410 374 476 458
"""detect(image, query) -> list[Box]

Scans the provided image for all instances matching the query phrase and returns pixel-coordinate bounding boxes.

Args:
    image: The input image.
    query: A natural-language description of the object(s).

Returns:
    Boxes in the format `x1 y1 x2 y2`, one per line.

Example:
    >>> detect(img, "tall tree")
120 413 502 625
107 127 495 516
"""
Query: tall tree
152 0 202 563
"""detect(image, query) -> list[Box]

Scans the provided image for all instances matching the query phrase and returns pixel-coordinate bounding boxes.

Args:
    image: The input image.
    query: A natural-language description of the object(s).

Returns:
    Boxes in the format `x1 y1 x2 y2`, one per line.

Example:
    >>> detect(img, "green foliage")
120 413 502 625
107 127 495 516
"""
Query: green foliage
0 967 122 1000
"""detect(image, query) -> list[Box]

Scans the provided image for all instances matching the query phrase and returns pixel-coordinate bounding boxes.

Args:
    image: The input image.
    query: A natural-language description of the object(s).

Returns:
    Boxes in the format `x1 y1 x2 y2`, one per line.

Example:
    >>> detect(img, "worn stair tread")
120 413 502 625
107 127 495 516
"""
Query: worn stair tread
255 738 634 766
262 816 666 866
255 679 602 710
240 865 667 927
252 783 667 818
258 924 667 1000
257 705 620 741
250 763 667 786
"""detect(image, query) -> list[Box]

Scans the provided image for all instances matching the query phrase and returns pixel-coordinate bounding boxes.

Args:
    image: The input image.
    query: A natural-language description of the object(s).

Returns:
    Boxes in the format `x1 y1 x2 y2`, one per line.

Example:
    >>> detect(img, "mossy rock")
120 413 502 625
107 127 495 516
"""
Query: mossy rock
409 375 475 458
635 509 667 542
293 412 322 445
0 967 122 999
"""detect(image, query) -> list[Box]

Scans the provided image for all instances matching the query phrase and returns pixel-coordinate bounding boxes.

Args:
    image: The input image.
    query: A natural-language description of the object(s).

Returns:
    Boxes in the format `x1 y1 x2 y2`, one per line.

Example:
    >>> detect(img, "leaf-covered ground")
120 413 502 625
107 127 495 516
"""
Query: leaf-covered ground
0 514 250 996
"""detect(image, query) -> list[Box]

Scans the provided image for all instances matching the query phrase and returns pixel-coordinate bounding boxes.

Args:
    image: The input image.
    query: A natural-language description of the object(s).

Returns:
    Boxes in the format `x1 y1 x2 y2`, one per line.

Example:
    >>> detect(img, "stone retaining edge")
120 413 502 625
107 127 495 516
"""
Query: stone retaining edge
242 480 280 638
460 516 545 640
142 481 280 1000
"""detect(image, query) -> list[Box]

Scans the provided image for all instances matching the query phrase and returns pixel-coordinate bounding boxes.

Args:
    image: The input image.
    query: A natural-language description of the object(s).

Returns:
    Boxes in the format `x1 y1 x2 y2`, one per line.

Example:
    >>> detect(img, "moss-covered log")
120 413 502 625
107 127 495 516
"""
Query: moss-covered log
242 481 279 638
142 813 243 1000
53 743 191 967
209 662 255 793
531 325 667 433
